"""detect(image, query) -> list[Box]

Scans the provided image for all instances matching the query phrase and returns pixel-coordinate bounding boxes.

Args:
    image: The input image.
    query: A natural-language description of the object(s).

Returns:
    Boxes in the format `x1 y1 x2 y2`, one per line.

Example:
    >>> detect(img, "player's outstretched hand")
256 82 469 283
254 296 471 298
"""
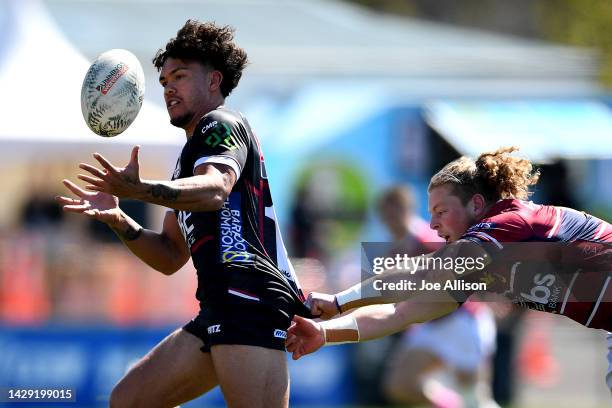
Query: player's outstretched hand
77 146 142 199
305 292 340 320
286 315 325 360
56 179 121 225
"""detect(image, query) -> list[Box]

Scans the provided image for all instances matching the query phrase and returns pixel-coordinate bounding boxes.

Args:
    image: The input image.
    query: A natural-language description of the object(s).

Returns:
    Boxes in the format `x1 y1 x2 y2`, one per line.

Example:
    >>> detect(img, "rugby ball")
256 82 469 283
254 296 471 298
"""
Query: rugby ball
81 49 145 137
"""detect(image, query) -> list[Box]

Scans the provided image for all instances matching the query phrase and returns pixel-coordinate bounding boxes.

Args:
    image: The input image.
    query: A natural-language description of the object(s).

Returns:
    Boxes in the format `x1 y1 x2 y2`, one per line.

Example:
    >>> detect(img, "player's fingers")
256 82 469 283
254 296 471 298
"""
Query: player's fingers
293 346 305 360
293 315 310 326
304 294 313 310
131 145 140 165
55 196 80 205
93 153 118 174
309 301 323 317
77 174 104 186
63 179 91 198
62 204 91 212
84 209 100 216
285 336 297 351
79 163 106 178
304 297 317 312
85 184 103 192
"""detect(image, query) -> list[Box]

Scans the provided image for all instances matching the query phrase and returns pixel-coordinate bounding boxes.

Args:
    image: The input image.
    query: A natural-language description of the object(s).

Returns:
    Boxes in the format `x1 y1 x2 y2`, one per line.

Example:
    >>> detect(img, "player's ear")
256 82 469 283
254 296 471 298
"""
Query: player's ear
470 194 487 217
208 70 223 93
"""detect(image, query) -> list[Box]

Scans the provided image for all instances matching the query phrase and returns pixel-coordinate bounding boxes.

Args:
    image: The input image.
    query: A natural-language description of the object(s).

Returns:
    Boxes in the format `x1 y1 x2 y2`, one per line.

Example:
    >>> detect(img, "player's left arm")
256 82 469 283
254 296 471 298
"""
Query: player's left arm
77 145 236 211
347 292 459 342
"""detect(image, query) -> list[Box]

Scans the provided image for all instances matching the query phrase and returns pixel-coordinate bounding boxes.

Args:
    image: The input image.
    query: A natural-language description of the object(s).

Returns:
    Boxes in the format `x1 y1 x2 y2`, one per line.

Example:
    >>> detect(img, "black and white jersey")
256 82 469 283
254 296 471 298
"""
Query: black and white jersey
171 107 306 311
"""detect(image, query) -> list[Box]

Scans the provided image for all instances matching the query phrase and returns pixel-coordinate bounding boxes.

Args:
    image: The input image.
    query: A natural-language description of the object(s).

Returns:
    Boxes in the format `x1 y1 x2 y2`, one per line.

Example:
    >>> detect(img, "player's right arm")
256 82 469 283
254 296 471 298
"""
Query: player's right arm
57 180 189 275
307 240 490 319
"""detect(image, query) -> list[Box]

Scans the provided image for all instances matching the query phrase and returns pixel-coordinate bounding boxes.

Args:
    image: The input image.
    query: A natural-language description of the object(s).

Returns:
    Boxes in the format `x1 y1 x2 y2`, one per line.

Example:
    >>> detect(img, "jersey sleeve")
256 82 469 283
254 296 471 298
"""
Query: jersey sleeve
460 211 532 247
190 111 249 179
452 212 533 301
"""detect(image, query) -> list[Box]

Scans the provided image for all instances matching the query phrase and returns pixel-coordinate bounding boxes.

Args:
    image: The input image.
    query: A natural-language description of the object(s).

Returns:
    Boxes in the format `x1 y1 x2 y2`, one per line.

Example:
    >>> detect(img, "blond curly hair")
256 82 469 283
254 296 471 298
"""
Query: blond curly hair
428 147 540 204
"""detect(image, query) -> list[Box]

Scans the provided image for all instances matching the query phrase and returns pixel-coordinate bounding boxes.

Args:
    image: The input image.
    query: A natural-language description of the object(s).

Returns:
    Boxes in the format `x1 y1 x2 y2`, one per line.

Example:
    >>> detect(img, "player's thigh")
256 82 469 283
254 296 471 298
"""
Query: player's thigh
211 344 289 408
110 328 218 408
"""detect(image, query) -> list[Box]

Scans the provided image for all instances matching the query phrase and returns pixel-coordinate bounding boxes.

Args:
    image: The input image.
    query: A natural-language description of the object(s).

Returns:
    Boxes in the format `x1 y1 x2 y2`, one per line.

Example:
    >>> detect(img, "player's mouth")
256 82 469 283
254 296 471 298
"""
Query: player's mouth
167 99 181 110
439 233 451 243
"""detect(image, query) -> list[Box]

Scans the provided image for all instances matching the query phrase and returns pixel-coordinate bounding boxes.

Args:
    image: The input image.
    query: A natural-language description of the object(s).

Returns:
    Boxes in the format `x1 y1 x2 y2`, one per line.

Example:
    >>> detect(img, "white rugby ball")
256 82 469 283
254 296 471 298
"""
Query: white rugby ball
81 49 145 137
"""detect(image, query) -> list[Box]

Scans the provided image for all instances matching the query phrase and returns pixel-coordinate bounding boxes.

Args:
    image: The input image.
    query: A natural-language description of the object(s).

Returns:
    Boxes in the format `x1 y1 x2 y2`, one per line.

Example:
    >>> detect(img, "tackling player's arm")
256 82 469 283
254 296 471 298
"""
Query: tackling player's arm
287 294 458 360
335 292 459 342
109 209 190 275
309 240 490 319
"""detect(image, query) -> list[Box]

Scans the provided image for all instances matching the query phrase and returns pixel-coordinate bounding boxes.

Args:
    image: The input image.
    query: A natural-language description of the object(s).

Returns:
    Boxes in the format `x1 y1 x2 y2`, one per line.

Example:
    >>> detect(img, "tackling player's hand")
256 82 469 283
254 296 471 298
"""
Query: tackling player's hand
305 292 341 320
56 179 121 225
285 315 325 360
77 146 143 199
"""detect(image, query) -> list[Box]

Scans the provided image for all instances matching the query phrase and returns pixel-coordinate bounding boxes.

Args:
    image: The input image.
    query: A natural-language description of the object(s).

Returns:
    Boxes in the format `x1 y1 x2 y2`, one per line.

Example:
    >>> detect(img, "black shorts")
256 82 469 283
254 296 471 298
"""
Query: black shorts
183 301 292 352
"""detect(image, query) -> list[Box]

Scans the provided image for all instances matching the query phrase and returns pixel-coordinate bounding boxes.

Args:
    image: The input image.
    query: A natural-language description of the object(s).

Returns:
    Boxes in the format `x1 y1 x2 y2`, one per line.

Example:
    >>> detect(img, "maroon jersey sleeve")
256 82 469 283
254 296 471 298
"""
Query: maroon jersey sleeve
461 211 532 246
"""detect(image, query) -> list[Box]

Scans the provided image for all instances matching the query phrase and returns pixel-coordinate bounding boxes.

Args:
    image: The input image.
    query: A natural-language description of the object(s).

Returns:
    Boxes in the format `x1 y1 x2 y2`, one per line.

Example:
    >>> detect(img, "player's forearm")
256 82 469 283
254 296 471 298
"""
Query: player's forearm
335 267 433 312
322 299 458 345
131 176 227 211
336 251 461 312
109 212 187 274
321 304 411 345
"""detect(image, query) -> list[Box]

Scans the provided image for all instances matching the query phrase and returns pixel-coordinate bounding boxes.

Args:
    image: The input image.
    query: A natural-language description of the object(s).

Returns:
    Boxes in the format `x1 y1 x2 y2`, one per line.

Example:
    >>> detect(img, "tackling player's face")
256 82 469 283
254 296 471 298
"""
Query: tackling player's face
428 184 477 243
159 58 218 134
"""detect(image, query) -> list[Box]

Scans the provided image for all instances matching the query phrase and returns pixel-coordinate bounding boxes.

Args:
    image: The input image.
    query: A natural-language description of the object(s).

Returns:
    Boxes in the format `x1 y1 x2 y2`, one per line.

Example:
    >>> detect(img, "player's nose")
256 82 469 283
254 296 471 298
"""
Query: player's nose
164 86 176 97
430 218 439 231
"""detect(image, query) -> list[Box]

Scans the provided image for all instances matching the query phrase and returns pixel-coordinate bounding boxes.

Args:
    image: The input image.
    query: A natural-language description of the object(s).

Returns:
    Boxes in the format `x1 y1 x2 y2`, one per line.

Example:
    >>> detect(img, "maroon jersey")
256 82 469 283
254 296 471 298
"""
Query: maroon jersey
459 199 611 331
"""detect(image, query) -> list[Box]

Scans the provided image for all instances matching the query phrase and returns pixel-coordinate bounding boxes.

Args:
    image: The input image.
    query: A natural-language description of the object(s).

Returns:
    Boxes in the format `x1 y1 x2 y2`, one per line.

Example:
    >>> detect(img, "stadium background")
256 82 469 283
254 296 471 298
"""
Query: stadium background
0 0 611 406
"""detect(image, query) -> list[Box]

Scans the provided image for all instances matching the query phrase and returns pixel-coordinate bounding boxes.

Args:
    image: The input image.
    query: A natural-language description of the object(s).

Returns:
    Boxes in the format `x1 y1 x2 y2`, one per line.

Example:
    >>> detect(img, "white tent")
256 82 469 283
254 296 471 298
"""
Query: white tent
0 0 185 225
0 0 184 159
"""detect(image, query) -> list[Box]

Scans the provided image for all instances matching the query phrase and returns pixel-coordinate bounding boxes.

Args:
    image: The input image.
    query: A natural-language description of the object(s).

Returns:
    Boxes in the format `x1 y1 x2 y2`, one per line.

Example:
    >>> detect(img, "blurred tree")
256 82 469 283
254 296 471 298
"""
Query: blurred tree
344 0 612 86
344 0 542 38
348 0 416 15
538 0 612 86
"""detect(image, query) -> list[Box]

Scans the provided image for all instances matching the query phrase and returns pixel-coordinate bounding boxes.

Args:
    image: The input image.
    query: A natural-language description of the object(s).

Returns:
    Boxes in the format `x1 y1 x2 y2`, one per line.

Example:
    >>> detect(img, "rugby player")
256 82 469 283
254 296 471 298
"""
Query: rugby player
57 20 309 408
286 147 612 391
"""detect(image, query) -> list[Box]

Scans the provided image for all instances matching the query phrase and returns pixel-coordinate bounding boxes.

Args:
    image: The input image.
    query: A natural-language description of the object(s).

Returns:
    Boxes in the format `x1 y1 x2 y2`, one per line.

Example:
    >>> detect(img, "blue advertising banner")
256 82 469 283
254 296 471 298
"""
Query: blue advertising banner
0 325 353 407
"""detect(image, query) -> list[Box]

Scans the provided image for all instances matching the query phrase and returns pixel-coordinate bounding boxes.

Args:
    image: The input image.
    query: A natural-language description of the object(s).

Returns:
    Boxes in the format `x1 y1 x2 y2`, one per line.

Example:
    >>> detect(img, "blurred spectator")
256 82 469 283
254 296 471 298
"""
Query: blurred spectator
289 186 327 260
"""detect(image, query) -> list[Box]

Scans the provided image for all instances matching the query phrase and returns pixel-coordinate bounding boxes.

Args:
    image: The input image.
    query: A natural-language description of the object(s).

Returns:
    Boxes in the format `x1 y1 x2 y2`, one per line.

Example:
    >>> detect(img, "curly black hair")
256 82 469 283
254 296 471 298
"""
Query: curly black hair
153 20 248 97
